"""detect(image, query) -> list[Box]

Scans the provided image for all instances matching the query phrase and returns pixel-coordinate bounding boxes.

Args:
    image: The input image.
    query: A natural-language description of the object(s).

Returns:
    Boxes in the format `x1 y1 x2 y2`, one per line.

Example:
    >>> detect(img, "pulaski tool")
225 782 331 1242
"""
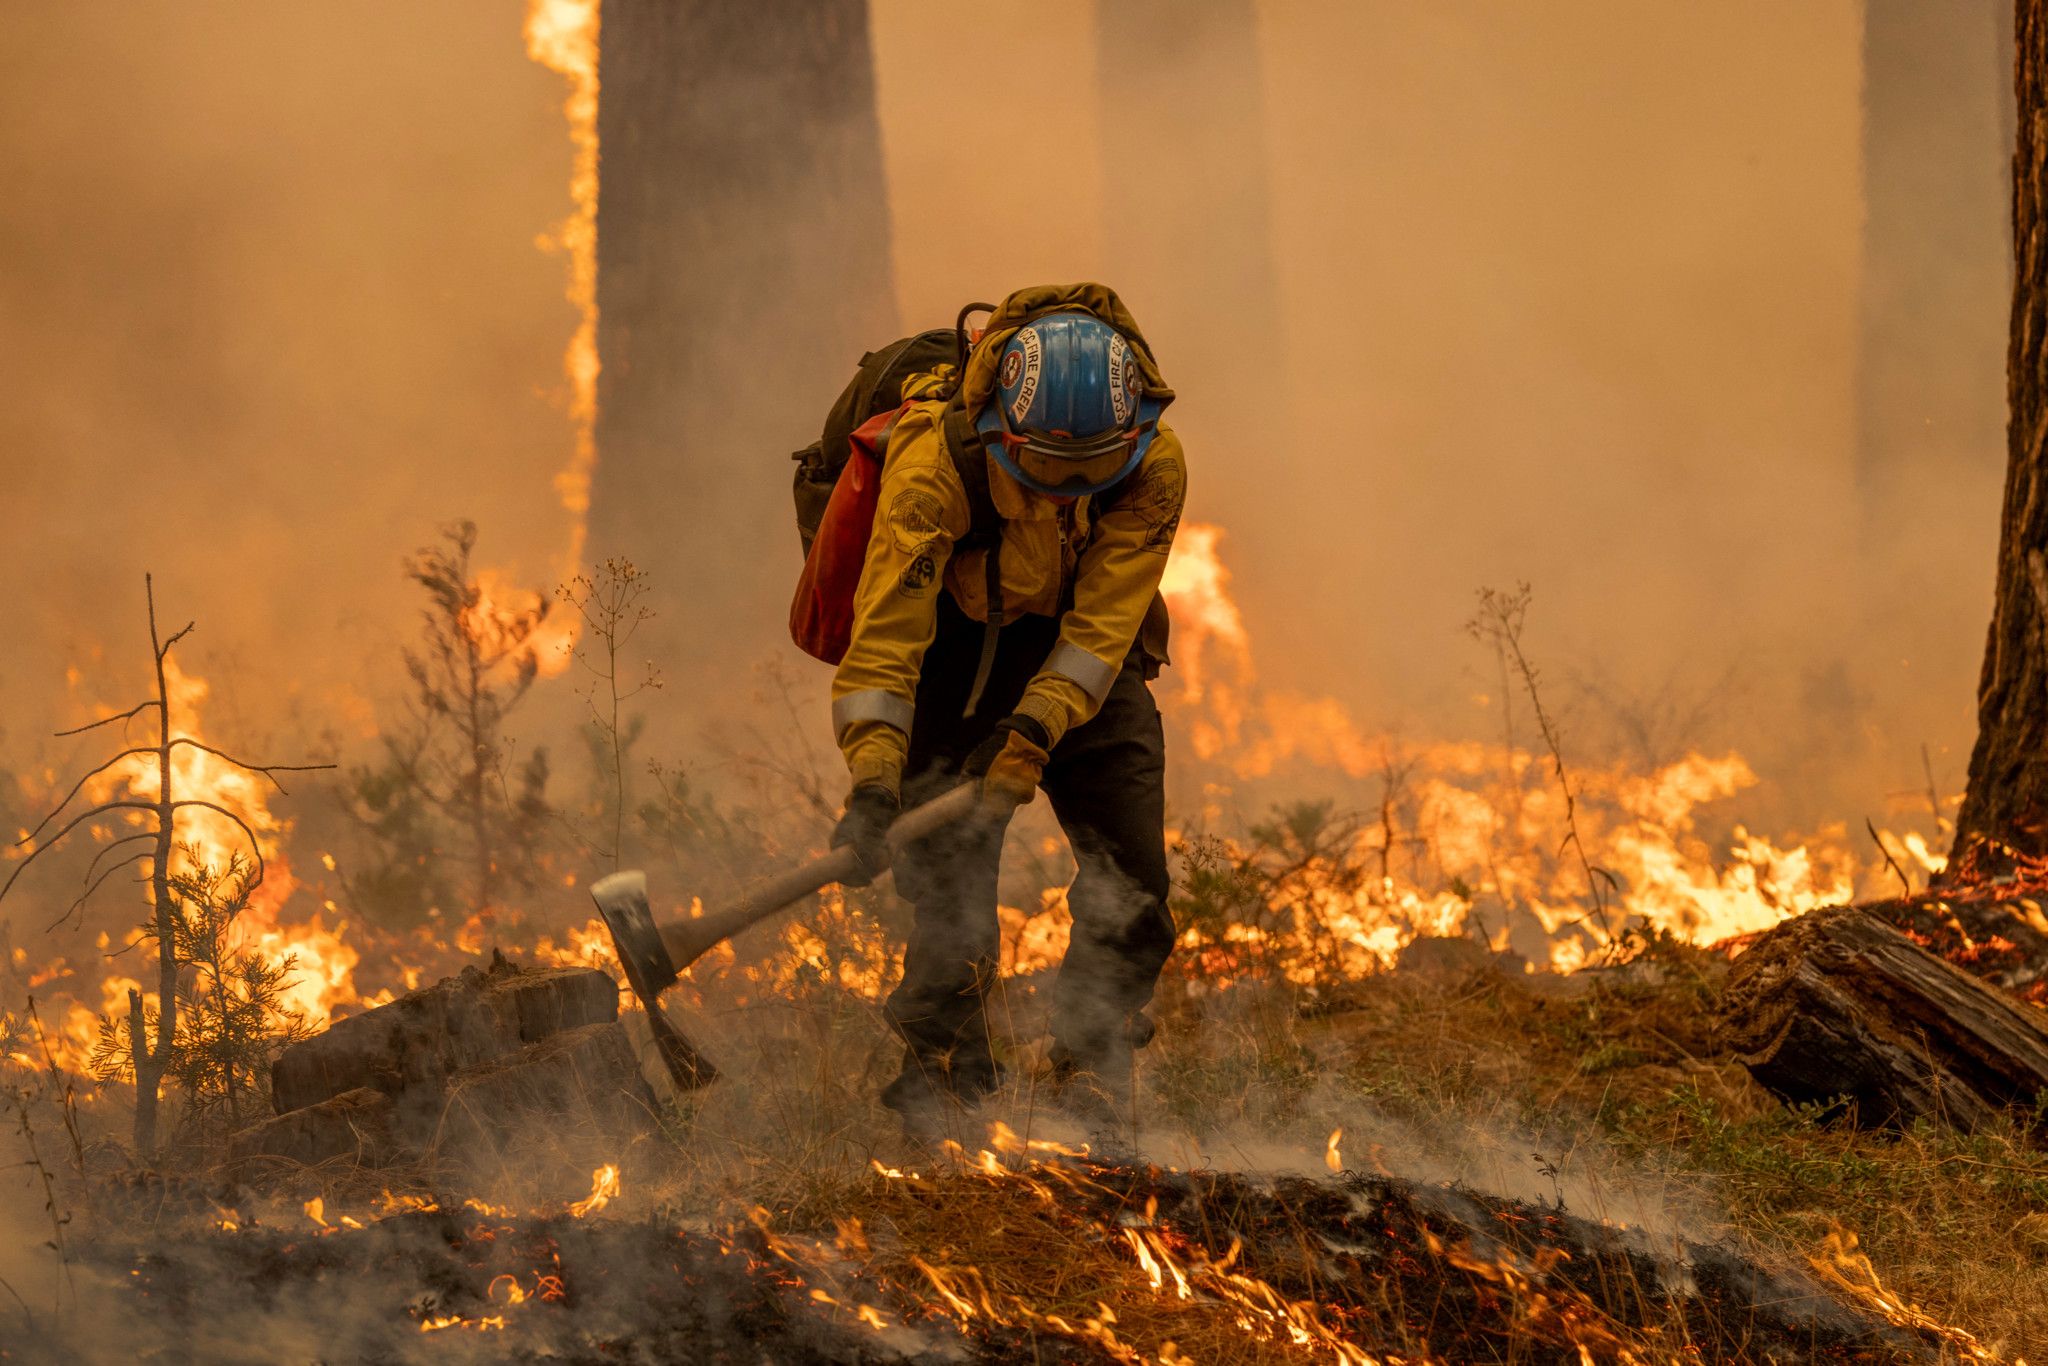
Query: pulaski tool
589 782 981 1086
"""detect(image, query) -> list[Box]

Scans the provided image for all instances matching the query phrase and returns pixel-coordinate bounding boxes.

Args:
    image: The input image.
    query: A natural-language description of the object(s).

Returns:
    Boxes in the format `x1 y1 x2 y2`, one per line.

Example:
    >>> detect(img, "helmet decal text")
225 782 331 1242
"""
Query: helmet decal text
1108 334 1133 428
1009 327 1042 425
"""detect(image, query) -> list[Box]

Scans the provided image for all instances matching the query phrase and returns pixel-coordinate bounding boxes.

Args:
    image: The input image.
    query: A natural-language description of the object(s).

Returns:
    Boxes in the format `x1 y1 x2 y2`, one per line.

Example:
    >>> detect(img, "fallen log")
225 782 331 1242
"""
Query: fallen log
1717 904 2048 1130
1862 893 2048 1005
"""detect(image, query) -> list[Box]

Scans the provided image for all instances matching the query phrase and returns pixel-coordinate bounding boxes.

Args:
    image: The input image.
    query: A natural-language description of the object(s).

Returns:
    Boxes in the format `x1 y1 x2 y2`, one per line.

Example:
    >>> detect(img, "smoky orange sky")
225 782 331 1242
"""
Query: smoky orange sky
0 1 2012 830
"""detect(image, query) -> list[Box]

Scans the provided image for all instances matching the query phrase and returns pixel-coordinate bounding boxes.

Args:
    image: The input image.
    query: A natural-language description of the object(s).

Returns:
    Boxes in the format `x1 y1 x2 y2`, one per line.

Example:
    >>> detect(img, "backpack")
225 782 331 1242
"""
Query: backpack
789 307 1001 668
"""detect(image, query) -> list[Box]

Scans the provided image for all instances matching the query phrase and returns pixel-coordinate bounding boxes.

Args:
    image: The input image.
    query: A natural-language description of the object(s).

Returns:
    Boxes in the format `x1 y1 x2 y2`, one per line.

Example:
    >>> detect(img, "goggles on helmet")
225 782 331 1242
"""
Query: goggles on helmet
975 314 1161 498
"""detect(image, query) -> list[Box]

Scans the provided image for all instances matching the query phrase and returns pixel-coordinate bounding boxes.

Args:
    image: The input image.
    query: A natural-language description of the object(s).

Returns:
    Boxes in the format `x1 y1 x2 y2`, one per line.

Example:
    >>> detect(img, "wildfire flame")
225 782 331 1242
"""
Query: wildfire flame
523 0 601 576
1808 1229 2009 1364
567 1162 620 1217
1155 522 1937 974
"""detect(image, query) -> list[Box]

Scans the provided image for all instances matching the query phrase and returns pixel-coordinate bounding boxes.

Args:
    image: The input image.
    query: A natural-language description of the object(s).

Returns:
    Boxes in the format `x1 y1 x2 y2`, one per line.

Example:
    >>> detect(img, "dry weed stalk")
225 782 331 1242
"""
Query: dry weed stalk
1466 583 1618 943
7 1062 74 1316
558 556 660 870
25 998 90 1219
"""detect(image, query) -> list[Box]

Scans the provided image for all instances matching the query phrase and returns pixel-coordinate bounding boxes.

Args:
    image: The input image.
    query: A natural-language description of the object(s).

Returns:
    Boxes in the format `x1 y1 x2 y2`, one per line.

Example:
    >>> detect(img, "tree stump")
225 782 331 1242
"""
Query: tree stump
228 1087 395 1170
433 1022 654 1176
269 954 619 1115
1717 904 2048 1130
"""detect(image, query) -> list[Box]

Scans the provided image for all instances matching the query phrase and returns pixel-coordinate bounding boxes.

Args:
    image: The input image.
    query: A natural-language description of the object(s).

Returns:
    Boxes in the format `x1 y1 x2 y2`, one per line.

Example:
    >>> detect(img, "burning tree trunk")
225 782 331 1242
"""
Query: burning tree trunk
1951 0 2048 863
0 576 330 1159
1718 905 2048 1130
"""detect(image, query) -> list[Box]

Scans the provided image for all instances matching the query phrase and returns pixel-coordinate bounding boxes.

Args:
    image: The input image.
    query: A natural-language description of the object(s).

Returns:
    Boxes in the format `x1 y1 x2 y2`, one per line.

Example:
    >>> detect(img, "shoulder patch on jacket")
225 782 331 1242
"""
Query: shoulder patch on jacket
889 489 946 554
1124 452 1185 553
897 549 940 598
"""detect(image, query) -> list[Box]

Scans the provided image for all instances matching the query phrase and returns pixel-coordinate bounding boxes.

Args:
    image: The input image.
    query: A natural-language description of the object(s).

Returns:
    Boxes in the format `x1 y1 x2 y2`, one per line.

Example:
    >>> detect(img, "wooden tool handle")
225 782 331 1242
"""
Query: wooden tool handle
655 783 982 967
736 782 976 912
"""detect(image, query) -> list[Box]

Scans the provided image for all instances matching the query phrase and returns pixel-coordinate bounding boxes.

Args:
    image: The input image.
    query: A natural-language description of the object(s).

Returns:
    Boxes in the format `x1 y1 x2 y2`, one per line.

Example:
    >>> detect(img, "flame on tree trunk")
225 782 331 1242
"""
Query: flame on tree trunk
1951 0 2048 865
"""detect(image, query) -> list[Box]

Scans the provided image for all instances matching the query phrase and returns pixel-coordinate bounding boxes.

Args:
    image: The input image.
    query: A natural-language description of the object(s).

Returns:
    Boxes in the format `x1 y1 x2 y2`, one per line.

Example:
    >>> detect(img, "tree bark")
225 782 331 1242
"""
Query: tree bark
592 0 896 683
1952 0 2048 862
1717 905 2048 1131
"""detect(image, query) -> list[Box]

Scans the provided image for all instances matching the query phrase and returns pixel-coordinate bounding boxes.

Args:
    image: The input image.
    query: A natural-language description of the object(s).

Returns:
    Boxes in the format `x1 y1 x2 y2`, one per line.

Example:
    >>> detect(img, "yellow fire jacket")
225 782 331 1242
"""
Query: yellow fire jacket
832 285 1186 794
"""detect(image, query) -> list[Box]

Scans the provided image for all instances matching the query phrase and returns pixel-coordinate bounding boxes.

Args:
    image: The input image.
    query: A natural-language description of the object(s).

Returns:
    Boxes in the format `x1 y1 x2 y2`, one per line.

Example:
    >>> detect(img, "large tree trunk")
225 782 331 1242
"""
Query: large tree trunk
592 1 896 688
1718 905 2048 1131
1951 0 2048 862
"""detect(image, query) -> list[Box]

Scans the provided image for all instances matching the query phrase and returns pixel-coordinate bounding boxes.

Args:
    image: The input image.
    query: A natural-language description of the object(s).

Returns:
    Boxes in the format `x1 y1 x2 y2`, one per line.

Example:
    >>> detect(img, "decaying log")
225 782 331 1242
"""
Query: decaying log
269 955 618 1115
1863 892 2048 1004
228 1086 395 1170
1718 904 2048 1130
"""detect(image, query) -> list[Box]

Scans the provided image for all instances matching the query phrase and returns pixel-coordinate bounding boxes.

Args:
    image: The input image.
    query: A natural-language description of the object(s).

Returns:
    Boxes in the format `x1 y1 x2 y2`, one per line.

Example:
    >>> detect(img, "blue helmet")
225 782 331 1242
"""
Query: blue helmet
974 313 1163 497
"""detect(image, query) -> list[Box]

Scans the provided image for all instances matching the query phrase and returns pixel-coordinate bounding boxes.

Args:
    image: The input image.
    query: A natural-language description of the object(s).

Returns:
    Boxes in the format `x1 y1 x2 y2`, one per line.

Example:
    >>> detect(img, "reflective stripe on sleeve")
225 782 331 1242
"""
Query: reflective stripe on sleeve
833 689 915 742
1045 641 1118 702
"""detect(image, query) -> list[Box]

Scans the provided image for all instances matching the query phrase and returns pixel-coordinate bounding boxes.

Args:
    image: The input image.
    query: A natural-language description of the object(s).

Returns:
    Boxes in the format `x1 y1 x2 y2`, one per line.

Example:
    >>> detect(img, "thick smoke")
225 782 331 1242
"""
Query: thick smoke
0 3 2017 855
0 1 584 745
882 4 2011 837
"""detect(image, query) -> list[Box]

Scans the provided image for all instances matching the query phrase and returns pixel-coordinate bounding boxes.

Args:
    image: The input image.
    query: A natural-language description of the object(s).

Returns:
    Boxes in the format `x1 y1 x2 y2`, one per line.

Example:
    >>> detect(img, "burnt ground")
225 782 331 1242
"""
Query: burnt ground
5 1157 1960 1366
7 1203 1081 1366
1103 1165 1944 1363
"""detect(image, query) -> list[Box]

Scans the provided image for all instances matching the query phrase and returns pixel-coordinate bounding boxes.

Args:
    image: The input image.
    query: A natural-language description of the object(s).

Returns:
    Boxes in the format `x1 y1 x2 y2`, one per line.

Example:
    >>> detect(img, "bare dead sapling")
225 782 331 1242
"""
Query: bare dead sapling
0 575 330 1160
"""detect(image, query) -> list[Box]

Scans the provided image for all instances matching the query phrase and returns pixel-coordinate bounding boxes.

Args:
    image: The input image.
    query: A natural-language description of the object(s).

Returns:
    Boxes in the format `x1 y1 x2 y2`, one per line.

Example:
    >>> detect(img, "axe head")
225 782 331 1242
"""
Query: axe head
590 870 680 1005
590 870 717 1088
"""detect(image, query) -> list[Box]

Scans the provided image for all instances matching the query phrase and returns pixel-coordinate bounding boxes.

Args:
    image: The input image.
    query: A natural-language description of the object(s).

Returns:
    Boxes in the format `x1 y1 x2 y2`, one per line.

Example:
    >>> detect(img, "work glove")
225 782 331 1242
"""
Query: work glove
963 714 1053 813
831 782 900 888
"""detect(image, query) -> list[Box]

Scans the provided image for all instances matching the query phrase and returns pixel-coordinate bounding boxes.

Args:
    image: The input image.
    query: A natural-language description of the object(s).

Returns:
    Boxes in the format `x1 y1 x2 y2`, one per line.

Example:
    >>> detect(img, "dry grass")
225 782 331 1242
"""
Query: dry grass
21 916 2045 1363
1292 945 2048 1363
593 927 2048 1361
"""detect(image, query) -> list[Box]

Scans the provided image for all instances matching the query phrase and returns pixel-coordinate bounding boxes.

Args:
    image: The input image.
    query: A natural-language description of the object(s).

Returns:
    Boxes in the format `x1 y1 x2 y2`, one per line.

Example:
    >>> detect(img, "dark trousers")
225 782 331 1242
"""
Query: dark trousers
885 595 1174 1085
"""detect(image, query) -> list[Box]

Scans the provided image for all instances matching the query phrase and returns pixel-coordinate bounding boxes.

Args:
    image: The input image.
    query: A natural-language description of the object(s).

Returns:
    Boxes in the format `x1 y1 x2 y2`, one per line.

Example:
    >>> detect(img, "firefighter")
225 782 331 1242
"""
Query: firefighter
828 284 1185 1129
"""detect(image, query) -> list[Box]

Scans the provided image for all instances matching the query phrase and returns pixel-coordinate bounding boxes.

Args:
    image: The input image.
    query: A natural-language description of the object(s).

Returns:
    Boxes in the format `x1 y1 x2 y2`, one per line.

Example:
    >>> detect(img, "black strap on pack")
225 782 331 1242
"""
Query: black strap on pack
941 398 1005 717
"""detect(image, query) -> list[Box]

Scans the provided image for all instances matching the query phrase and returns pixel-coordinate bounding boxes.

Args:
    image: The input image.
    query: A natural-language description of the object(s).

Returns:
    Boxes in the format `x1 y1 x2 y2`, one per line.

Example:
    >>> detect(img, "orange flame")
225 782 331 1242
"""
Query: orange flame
523 0 601 575
567 1162 620 1217
1807 1229 2008 1364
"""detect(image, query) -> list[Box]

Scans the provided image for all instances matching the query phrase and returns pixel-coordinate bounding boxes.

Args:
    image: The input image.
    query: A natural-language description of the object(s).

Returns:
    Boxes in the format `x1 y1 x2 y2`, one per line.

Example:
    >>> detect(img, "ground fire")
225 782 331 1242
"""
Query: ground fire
5 2 2048 1363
